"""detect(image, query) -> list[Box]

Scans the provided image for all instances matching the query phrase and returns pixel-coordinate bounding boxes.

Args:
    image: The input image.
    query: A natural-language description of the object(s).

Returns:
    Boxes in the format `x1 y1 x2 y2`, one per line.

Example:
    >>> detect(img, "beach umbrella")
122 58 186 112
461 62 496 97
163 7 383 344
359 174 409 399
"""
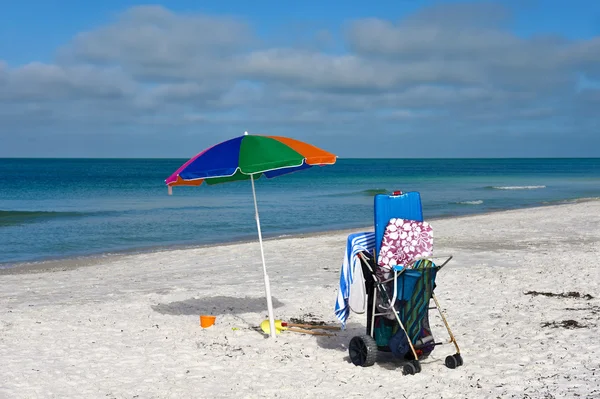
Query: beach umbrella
165 132 337 338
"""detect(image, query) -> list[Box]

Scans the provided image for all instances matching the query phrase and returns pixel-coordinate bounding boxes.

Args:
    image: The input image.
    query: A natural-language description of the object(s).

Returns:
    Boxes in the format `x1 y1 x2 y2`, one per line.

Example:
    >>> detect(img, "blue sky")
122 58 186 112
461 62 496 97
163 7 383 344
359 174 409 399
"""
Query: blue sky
1 0 599 157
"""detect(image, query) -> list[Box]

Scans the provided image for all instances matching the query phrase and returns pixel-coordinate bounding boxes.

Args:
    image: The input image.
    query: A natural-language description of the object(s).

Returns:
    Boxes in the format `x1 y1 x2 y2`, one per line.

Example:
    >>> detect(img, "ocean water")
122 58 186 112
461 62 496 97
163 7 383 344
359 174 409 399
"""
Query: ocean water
1 158 600 266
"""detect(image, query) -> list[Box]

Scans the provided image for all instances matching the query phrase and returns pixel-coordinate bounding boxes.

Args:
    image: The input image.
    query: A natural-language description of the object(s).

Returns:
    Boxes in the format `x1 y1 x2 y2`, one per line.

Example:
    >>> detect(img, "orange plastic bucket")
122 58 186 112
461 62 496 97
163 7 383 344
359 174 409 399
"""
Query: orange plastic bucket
200 315 216 328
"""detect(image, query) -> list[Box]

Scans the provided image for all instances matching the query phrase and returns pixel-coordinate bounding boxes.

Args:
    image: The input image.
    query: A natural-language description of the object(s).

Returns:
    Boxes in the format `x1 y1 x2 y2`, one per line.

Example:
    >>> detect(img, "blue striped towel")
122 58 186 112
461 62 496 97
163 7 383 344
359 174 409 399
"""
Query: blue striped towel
335 231 376 327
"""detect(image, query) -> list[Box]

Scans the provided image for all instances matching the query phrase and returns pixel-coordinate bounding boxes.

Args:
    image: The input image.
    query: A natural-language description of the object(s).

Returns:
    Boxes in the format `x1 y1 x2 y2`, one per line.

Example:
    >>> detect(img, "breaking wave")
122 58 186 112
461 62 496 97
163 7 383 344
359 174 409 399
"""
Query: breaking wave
454 200 484 205
486 185 546 190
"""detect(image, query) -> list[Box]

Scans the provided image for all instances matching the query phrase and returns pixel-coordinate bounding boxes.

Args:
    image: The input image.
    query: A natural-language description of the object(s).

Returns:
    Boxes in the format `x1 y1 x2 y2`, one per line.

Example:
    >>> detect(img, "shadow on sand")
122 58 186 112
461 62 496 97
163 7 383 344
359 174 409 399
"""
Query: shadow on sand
314 321 416 370
151 295 285 316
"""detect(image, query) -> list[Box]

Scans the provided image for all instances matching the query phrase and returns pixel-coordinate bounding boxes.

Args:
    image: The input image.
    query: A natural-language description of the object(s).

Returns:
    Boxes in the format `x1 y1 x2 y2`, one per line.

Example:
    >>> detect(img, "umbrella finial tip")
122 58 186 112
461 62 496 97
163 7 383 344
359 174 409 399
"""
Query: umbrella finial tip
244 131 249 135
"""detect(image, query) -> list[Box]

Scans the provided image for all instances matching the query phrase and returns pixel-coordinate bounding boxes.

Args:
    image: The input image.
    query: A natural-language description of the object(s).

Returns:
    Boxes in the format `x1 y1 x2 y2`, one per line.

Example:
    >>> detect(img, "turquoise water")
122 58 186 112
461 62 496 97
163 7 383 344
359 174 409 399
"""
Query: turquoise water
1 158 599 266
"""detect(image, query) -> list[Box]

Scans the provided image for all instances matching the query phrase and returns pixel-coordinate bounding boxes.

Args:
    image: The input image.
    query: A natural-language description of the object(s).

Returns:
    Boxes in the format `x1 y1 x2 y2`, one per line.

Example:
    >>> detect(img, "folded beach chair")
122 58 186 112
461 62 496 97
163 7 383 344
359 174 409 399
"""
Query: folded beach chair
348 191 463 375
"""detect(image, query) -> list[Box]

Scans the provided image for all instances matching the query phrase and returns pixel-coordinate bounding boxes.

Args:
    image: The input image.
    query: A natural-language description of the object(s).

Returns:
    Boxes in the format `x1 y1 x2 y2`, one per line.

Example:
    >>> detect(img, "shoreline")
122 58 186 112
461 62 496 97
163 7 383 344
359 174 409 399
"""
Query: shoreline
0 225 372 276
3 197 599 276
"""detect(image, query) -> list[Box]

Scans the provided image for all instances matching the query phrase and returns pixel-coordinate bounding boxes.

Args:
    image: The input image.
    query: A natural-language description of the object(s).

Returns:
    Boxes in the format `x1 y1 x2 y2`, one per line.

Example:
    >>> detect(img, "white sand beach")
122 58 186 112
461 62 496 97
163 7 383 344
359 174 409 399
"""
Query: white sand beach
1 201 599 399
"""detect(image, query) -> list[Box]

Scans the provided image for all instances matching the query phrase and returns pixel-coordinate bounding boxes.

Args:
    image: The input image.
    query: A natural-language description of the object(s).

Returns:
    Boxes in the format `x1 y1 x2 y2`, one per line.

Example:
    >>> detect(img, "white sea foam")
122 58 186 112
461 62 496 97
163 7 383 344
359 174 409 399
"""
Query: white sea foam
456 200 484 205
491 185 546 190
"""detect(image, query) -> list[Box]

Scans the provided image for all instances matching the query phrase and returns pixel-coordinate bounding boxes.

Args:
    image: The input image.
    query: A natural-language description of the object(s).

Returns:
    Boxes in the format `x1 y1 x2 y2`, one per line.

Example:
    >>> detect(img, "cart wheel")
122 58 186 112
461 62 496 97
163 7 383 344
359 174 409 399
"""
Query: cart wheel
402 359 421 375
349 335 378 367
456 354 464 366
445 354 463 369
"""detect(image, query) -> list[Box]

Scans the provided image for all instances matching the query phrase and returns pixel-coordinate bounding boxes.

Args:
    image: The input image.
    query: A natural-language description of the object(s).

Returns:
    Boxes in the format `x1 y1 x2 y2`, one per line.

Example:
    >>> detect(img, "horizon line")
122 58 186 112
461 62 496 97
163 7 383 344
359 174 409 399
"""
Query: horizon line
1 156 600 160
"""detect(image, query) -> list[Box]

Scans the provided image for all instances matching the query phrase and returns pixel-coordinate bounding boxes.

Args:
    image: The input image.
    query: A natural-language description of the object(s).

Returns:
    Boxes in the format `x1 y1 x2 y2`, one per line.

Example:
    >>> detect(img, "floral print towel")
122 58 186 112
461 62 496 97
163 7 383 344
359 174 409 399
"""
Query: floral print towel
377 218 433 279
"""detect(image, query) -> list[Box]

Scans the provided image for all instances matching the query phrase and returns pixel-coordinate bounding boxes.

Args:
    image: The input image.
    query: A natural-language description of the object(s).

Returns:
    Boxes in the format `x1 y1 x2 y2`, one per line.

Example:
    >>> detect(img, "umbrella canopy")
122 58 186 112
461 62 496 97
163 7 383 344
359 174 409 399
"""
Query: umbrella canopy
166 134 336 190
166 132 337 338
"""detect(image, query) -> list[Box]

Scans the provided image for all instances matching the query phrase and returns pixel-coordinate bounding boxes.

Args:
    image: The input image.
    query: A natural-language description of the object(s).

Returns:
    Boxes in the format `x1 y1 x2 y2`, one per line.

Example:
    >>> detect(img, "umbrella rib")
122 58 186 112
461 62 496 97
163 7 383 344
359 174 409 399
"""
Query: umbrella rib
237 157 336 175
238 159 306 175
174 159 324 183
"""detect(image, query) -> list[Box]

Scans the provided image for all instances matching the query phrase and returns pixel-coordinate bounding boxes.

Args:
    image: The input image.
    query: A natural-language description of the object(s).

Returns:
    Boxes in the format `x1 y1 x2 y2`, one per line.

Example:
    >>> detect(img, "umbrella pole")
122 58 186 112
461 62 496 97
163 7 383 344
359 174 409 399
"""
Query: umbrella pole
250 174 277 339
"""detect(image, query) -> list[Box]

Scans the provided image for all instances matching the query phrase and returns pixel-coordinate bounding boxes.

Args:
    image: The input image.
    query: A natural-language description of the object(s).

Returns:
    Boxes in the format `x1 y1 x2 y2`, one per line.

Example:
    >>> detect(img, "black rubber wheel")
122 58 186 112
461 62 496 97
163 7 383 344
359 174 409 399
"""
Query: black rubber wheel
445 354 463 369
349 335 378 367
455 353 464 366
402 359 421 375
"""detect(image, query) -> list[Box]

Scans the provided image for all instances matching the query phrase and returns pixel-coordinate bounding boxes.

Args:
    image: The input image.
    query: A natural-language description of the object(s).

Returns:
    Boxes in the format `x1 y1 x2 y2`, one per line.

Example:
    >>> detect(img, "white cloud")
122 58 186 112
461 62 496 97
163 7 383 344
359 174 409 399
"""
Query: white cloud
1 2 599 157
0 62 136 101
61 5 252 82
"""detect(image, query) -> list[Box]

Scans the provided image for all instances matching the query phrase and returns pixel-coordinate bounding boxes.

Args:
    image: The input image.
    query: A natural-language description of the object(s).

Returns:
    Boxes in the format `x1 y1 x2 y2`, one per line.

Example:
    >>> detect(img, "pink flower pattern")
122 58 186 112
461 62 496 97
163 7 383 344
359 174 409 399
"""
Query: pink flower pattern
377 218 433 279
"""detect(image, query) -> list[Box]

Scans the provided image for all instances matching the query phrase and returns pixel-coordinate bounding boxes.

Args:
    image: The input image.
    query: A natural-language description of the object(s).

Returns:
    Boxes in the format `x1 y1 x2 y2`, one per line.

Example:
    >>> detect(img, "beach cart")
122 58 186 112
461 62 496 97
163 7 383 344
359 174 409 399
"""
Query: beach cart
336 192 463 374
